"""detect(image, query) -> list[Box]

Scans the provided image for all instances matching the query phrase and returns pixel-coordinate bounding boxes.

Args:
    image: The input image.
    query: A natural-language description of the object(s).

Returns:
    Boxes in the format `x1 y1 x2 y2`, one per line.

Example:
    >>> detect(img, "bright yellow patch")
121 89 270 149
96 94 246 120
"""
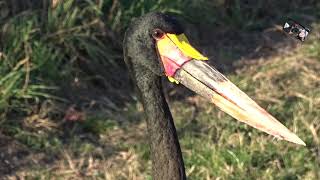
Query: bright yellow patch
168 76 179 84
167 33 208 60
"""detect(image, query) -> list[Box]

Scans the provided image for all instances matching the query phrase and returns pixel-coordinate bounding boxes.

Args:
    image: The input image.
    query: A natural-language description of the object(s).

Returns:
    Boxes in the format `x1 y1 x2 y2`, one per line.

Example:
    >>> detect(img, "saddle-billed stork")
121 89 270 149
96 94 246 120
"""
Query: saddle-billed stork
123 12 305 180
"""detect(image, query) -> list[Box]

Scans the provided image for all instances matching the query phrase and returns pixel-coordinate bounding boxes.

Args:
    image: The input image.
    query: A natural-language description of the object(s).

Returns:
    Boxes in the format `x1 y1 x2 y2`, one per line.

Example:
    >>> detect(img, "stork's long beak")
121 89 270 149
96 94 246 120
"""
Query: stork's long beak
155 32 305 146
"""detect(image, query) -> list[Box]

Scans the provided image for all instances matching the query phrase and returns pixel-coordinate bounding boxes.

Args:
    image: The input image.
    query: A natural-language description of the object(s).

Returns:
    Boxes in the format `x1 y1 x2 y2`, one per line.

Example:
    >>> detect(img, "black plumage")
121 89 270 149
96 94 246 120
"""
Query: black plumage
123 12 186 180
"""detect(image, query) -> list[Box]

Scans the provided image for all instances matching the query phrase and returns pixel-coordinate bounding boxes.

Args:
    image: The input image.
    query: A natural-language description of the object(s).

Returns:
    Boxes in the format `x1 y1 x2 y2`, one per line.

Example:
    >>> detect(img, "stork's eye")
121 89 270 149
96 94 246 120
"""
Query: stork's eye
152 29 165 40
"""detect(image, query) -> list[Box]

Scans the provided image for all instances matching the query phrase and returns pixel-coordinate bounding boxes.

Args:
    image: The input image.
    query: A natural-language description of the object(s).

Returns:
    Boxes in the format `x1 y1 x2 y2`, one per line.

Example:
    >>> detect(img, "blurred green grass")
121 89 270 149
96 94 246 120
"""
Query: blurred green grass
0 0 320 179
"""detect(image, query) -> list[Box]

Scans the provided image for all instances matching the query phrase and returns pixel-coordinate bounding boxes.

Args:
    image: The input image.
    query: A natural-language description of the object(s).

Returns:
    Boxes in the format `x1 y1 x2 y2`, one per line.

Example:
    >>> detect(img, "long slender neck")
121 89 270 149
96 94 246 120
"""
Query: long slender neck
132 64 186 180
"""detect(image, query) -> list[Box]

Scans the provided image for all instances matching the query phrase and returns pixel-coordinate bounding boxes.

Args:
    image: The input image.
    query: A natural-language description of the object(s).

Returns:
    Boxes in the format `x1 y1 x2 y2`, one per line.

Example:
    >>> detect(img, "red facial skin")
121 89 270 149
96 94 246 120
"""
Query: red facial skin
155 33 192 77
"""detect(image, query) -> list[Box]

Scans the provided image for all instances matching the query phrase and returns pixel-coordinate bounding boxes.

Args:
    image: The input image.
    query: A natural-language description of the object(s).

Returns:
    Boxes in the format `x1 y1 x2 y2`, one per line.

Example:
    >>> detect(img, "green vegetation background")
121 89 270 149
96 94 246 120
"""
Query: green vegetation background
0 0 319 179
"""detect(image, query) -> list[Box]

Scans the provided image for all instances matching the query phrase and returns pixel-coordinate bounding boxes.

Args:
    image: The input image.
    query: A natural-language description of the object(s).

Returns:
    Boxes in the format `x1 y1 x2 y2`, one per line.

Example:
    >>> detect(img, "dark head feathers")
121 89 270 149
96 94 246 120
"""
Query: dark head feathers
123 12 184 76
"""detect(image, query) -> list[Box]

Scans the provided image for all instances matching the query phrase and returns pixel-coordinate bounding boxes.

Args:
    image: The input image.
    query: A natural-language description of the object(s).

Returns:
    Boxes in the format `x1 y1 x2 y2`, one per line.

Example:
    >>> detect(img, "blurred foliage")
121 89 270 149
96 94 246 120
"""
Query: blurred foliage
0 0 319 178
1 0 117 118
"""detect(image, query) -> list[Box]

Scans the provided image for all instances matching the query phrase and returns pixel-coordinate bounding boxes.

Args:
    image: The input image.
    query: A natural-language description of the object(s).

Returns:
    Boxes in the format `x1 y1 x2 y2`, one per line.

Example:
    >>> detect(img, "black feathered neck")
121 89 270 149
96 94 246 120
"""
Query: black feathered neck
123 12 186 180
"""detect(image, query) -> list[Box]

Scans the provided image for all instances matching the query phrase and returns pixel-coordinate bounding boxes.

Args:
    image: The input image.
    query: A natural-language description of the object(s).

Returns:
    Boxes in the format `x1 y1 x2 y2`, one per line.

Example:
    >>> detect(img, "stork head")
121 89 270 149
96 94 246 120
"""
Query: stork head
124 12 184 76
